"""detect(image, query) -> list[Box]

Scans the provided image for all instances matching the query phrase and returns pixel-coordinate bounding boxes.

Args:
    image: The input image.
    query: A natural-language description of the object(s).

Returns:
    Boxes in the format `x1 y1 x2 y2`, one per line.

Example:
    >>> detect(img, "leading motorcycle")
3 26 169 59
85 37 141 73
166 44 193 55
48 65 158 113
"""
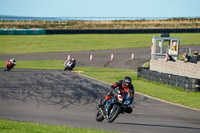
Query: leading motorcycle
96 88 132 123
4 59 16 72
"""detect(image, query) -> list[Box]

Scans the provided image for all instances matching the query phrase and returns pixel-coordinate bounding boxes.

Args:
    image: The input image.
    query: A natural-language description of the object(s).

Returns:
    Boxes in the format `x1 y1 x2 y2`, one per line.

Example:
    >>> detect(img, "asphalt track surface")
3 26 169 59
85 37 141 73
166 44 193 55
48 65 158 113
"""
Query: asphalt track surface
0 46 200 133
0 47 151 69
1 45 200 69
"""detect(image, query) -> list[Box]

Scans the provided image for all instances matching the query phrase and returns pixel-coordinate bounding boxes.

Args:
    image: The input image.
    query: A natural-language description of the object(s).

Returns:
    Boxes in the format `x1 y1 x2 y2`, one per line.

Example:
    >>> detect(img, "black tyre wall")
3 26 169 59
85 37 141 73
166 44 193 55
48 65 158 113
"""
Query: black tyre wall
46 28 200 34
138 67 200 91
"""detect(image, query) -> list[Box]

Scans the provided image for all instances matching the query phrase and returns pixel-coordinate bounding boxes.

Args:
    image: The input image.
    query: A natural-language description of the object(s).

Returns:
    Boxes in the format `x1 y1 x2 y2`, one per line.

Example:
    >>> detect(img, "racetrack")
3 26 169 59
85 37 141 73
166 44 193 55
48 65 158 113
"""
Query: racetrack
1 45 200 69
0 47 151 69
0 69 200 133
0 45 200 133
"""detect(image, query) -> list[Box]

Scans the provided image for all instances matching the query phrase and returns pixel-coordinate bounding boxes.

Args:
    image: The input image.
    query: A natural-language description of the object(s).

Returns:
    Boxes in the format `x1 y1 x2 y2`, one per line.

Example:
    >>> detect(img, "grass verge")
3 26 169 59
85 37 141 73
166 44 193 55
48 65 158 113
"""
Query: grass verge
0 60 199 110
0 33 200 54
0 119 116 133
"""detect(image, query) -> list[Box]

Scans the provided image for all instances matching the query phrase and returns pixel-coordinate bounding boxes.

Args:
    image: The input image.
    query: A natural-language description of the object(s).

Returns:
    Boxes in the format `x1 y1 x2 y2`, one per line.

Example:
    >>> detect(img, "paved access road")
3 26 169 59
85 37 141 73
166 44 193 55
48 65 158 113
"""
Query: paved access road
0 69 200 133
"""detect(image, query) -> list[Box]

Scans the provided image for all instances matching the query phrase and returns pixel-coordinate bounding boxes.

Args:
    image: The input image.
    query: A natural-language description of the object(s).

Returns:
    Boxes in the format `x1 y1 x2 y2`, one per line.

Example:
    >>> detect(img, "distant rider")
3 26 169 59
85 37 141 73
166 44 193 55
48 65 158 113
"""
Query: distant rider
64 58 76 71
101 76 135 113
4 58 16 71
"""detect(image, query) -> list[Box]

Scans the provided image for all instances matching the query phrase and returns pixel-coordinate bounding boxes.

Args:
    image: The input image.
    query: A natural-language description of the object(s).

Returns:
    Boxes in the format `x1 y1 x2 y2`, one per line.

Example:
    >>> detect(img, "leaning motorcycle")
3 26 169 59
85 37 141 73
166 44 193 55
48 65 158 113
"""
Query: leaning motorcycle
4 63 16 71
63 60 73 71
96 89 132 123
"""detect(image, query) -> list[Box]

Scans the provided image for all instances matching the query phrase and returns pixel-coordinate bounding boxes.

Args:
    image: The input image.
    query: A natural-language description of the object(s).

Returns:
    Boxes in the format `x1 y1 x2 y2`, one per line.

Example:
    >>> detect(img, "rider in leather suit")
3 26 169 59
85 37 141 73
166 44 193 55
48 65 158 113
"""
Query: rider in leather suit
4 58 16 71
102 76 135 113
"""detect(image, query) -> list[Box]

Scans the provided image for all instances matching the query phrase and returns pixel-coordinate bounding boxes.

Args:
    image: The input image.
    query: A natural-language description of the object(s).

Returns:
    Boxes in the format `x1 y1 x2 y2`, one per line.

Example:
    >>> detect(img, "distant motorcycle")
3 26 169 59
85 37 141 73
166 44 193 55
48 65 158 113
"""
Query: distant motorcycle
4 58 16 72
63 59 76 71
96 88 132 123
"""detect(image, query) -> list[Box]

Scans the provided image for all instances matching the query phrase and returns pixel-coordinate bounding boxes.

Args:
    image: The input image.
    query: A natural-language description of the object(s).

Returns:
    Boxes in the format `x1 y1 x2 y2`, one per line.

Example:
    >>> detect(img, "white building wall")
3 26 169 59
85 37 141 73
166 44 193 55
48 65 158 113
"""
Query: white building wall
150 59 200 79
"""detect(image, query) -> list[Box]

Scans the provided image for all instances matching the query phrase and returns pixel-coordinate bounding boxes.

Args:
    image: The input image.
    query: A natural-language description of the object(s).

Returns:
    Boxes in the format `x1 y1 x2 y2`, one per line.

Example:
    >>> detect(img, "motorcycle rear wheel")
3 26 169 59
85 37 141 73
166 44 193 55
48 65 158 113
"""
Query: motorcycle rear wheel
96 109 104 122
107 105 120 123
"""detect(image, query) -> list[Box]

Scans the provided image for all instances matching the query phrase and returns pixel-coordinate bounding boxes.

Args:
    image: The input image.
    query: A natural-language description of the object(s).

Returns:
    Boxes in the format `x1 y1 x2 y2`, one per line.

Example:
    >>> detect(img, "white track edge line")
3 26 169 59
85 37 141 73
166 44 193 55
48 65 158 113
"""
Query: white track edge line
77 72 200 112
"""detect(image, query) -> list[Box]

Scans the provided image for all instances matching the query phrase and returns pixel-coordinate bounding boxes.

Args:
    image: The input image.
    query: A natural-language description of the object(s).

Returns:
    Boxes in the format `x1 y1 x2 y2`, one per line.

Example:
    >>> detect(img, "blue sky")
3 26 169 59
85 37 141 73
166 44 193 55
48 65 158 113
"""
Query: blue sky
0 0 199 18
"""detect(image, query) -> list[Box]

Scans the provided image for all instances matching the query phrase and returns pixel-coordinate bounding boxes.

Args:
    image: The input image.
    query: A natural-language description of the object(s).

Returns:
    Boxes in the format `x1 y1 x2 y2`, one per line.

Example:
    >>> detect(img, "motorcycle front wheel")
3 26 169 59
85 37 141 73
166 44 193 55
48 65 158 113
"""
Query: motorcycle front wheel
107 104 120 123
96 108 104 122
64 66 69 71
6 66 12 71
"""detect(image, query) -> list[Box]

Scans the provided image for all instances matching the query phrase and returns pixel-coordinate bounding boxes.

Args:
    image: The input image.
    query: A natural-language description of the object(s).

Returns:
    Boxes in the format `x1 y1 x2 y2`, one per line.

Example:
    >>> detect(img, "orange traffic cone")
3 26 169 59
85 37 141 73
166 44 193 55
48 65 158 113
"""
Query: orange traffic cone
111 53 114 60
131 53 134 60
67 54 70 61
90 54 93 61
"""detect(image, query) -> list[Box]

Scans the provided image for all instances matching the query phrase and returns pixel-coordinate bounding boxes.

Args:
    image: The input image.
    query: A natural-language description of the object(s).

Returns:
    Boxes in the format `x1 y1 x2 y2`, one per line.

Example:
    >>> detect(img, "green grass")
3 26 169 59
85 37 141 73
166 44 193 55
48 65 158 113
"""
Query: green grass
0 33 200 54
142 62 150 67
0 119 116 133
1 33 200 133
1 60 199 110
76 67 200 110
0 60 65 70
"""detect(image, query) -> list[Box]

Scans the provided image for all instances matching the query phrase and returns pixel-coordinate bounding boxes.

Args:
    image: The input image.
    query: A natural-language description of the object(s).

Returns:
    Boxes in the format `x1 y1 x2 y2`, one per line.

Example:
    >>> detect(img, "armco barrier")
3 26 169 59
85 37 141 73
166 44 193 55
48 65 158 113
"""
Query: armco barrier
137 67 200 91
45 28 200 34
0 29 46 35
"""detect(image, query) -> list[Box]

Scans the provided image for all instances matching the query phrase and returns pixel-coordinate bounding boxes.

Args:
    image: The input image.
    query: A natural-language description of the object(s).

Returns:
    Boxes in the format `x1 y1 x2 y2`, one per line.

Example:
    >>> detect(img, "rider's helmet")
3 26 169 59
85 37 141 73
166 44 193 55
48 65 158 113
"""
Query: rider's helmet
10 58 16 64
71 58 76 63
123 76 132 88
